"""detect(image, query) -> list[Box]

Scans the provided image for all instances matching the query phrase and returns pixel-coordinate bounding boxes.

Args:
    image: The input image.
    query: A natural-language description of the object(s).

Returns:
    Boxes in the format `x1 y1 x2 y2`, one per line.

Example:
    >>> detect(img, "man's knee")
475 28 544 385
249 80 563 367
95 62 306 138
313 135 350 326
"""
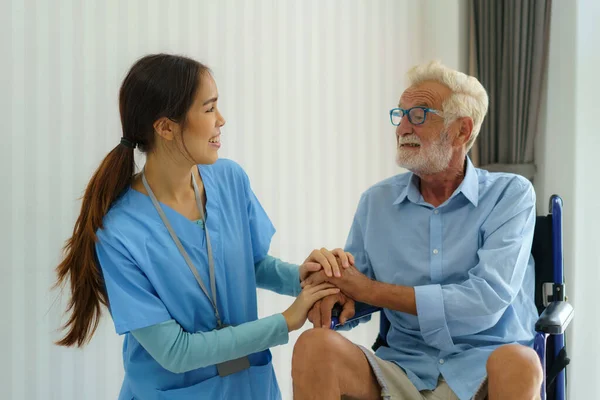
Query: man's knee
292 328 380 398
292 329 346 374
487 344 543 385
293 329 341 362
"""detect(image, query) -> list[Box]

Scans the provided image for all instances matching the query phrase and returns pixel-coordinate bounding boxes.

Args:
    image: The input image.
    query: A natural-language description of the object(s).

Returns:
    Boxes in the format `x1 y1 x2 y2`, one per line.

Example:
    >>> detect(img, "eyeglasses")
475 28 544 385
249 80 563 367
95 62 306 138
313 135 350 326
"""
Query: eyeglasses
389 107 442 126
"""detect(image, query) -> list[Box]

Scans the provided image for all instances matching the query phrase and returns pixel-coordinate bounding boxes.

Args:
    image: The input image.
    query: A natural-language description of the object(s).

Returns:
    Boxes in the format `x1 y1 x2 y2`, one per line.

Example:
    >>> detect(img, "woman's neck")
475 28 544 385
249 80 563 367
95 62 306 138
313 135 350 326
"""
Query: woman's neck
141 153 200 205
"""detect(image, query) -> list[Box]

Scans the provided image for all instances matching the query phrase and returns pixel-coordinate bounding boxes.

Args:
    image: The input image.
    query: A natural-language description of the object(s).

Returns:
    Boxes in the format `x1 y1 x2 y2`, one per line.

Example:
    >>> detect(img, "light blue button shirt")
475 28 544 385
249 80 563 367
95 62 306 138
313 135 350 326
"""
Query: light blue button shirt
345 158 538 400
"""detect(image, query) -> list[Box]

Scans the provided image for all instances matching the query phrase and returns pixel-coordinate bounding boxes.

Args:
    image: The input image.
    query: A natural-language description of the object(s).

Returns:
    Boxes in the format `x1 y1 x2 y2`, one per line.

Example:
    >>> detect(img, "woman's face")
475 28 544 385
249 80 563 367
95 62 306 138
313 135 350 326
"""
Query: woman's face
179 73 226 165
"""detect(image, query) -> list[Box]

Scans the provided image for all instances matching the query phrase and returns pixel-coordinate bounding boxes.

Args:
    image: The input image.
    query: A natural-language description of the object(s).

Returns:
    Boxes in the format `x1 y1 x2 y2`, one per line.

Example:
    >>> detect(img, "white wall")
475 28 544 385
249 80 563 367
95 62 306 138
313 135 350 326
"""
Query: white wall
419 0 470 73
535 0 600 398
0 1 468 399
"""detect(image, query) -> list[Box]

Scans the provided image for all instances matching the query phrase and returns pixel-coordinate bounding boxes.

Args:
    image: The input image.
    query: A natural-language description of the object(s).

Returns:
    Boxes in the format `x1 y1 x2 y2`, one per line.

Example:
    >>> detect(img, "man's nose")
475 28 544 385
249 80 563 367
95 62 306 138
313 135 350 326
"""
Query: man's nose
396 117 414 137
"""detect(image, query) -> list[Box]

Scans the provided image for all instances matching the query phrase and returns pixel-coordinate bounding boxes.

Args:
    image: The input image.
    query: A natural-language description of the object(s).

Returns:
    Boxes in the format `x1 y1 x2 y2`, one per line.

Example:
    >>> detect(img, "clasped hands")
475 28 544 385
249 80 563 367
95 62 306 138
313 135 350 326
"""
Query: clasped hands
299 248 372 329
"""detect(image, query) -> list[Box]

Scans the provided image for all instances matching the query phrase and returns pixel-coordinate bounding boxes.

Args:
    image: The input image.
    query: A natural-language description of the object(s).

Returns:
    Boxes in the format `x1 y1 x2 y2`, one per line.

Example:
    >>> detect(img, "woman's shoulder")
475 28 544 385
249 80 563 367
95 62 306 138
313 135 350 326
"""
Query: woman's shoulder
96 188 150 246
200 158 251 189
203 158 247 177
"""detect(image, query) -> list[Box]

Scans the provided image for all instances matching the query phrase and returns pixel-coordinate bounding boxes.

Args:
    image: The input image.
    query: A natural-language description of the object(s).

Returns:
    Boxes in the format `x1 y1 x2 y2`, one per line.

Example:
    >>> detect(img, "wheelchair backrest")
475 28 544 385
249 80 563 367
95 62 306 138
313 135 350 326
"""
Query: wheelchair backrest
532 215 555 315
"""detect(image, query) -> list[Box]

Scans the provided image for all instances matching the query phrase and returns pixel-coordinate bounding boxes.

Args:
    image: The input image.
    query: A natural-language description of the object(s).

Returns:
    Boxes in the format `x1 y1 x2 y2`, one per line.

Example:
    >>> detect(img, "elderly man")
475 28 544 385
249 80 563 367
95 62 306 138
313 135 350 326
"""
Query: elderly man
294 61 543 400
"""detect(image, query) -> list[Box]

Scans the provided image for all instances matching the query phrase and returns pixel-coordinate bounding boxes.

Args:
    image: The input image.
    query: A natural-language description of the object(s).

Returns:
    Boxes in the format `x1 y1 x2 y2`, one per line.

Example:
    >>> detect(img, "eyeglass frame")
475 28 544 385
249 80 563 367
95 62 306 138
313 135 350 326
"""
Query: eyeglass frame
389 107 443 126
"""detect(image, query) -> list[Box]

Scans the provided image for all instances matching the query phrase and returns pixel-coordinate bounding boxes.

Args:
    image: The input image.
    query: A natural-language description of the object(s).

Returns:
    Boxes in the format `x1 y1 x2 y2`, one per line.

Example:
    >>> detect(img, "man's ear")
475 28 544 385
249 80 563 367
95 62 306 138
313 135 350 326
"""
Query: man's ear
456 116 474 147
153 117 178 141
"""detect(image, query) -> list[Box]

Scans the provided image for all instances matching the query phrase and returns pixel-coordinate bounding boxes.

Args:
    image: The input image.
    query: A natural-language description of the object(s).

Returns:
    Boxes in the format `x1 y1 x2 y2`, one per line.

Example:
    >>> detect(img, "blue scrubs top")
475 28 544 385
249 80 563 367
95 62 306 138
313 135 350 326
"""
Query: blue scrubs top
95 159 280 399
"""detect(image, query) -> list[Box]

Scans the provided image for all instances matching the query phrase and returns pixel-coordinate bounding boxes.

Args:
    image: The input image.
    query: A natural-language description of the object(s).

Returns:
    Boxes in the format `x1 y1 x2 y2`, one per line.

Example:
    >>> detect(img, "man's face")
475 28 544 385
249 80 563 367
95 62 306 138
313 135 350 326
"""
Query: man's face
395 81 454 175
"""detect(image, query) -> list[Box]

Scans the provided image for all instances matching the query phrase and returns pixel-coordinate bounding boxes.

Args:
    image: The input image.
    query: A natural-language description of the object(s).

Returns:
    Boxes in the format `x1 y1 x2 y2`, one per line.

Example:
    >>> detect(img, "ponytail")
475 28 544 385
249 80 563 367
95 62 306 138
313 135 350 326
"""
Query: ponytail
55 144 135 347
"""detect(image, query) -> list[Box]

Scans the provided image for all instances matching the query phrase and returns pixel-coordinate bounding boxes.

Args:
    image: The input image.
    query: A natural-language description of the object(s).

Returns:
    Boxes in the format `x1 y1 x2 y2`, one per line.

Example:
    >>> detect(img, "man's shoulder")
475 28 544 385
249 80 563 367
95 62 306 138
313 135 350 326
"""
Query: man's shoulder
361 172 412 200
475 168 534 197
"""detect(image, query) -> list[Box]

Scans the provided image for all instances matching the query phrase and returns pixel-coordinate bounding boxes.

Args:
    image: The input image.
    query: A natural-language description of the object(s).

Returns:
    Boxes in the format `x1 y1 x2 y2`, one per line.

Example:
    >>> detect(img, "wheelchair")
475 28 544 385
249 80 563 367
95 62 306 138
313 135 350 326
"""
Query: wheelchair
331 195 573 400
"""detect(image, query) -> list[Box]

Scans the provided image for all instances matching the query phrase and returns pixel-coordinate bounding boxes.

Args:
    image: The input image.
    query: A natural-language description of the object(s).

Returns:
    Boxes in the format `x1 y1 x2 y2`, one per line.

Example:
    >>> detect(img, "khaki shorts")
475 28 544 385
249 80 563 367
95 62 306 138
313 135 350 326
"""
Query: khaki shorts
357 345 488 400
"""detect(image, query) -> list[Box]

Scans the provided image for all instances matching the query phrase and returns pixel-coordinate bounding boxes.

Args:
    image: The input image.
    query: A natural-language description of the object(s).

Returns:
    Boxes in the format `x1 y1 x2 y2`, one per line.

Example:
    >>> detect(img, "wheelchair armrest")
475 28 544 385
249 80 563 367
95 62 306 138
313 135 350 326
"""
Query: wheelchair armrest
535 301 574 335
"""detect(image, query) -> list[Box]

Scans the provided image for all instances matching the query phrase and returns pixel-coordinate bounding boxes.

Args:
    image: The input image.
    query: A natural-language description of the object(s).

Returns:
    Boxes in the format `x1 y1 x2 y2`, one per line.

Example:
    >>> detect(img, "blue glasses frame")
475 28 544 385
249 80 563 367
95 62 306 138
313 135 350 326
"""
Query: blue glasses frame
389 107 442 126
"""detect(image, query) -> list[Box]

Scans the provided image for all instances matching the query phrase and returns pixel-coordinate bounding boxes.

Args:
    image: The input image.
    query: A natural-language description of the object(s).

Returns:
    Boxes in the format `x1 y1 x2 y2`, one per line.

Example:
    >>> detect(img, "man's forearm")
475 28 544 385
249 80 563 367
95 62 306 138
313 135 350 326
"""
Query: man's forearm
360 280 417 316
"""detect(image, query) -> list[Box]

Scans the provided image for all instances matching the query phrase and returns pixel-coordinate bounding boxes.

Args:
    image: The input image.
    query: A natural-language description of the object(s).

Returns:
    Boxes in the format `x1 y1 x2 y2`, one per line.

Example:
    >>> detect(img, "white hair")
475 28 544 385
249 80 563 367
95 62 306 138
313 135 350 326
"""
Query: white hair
406 60 489 151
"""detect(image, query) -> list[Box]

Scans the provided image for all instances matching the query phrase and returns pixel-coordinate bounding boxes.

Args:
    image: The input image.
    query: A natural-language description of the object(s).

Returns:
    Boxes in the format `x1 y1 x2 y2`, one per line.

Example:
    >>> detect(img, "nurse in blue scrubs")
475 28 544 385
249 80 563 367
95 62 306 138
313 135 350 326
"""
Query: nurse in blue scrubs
54 53 354 399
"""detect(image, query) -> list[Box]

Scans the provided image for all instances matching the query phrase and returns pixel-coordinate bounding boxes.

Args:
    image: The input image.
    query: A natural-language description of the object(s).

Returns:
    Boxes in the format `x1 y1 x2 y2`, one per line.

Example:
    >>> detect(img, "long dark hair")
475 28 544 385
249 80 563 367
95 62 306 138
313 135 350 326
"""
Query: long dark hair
55 54 210 347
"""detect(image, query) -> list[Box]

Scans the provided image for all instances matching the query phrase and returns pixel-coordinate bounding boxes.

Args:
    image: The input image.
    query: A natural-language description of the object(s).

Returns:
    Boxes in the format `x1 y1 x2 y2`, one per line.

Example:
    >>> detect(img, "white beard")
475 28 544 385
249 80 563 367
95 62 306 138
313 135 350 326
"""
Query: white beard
396 132 453 175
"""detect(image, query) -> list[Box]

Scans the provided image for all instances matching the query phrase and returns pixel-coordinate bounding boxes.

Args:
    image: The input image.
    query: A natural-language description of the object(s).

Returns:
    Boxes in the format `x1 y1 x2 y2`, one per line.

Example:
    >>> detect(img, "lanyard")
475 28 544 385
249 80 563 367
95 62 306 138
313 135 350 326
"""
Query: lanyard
142 169 222 328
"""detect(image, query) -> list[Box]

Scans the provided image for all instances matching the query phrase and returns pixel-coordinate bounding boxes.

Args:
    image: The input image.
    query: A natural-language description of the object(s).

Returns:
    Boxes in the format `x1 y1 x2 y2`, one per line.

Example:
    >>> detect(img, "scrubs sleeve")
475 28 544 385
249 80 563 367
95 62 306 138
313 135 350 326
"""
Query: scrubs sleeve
96 227 172 335
254 255 302 296
240 169 276 263
132 314 289 373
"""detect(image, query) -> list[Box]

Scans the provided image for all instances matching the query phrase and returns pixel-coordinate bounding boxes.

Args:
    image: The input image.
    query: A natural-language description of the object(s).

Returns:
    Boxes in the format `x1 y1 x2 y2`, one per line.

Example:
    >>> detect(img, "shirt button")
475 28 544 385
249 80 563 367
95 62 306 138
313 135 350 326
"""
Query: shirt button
439 359 445 364
433 249 439 255
434 209 439 214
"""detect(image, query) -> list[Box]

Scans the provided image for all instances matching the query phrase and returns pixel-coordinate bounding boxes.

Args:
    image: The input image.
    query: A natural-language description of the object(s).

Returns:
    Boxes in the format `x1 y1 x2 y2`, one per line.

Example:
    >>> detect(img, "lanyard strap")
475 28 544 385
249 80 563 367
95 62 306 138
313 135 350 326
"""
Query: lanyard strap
141 169 222 328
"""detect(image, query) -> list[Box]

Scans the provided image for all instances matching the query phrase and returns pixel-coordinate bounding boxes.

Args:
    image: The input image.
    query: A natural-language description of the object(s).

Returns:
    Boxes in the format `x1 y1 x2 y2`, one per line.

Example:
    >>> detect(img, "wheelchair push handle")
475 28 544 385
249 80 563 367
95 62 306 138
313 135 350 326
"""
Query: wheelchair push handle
330 303 343 329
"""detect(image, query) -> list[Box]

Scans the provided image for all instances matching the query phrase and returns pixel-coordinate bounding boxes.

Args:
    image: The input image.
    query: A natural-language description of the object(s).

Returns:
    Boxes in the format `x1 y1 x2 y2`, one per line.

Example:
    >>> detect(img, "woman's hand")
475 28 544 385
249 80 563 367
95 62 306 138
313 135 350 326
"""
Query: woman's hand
300 248 355 280
282 283 341 332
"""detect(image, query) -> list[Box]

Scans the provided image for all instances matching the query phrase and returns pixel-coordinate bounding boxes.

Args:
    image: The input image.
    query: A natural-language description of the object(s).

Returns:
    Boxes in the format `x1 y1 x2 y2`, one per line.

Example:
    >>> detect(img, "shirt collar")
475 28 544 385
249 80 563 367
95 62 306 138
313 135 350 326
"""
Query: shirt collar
393 157 479 207
459 157 479 206
393 173 421 205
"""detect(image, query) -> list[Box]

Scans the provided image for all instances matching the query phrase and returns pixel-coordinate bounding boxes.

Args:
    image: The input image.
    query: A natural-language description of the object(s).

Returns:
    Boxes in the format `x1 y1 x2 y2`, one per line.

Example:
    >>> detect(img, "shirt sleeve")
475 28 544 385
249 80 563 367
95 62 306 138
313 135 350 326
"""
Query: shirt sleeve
241 168 276 264
338 195 376 330
415 178 536 351
254 255 302 296
131 314 289 374
96 226 172 334
346 195 377 280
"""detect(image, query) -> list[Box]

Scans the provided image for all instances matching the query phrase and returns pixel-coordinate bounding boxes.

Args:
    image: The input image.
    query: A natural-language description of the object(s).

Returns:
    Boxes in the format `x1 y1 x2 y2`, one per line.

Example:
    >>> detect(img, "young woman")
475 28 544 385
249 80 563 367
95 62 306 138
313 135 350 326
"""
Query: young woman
55 53 352 399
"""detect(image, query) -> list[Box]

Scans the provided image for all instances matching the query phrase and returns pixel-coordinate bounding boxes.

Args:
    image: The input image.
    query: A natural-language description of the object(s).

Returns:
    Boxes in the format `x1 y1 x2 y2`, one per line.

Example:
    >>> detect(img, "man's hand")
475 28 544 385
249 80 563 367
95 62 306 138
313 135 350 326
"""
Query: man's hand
308 292 356 328
300 248 355 280
301 264 373 302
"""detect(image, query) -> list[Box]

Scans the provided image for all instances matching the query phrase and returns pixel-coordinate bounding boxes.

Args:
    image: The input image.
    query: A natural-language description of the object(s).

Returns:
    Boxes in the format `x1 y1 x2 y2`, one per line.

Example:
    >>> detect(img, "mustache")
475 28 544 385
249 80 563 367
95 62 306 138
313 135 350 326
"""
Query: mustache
398 135 421 145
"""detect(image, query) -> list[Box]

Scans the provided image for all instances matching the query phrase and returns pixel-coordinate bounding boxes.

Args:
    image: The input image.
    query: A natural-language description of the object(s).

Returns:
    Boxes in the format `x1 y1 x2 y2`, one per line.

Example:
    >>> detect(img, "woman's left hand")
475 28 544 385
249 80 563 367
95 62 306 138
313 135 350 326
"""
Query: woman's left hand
300 248 355 280
299 261 322 281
